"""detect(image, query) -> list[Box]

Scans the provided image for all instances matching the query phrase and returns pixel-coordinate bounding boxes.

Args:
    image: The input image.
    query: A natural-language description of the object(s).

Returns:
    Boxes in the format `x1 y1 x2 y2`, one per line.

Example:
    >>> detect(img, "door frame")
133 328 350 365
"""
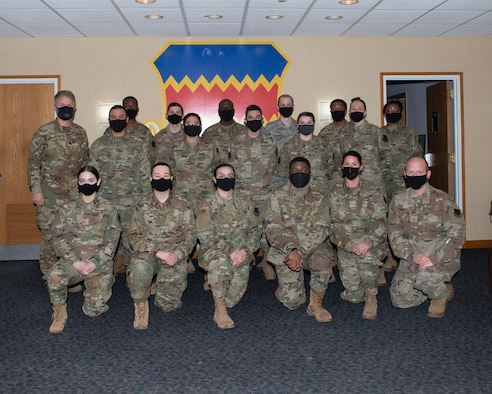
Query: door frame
380 72 464 211
0 76 60 261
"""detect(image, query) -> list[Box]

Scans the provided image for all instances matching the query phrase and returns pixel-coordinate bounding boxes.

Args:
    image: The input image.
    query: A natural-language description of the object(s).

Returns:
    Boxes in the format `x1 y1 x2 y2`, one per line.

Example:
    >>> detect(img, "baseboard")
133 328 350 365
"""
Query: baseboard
464 240 492 249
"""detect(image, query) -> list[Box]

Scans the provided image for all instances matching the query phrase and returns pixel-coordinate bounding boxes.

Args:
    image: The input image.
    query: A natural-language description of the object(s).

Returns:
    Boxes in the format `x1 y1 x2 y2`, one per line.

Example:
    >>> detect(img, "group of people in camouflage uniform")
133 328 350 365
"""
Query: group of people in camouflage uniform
27 91 465 334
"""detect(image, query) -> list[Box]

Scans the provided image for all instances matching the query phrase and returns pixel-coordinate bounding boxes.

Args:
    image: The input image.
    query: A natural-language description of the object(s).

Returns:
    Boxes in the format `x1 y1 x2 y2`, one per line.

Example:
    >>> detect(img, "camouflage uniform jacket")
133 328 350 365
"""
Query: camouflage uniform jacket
328 179 387 257
264 118 298 152
387 184 465 266
53 195 121 271
27 120 89 199
129 193 196 261
163 136 221 209
340 121 383 186
128 121 156 162
196 191 261 268
318 121 348 167
154 124 184 162
278 135 336 191
89 128 152 208
229 131 276 200
264 184 331 264
201 121 248 160
264 118 299 189
380 124 423 196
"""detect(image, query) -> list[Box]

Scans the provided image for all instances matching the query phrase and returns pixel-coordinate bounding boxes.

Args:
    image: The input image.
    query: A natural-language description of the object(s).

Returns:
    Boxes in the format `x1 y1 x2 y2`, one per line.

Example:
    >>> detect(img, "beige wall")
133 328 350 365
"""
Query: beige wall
2 37 492 243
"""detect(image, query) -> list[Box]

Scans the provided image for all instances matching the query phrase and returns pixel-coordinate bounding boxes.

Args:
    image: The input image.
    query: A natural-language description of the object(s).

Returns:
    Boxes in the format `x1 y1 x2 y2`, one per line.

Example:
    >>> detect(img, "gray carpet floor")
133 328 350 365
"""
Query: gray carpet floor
1 249 491 393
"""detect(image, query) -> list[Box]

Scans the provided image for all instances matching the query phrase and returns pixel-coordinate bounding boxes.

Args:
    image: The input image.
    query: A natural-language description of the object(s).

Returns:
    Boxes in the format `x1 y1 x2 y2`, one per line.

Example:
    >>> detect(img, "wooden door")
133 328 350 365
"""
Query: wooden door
426 81 452 193
0 83 55 244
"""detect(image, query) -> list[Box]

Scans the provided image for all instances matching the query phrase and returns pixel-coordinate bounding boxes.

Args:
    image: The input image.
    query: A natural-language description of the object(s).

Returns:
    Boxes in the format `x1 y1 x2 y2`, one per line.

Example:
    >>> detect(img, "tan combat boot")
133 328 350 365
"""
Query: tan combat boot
213 298 235 329
113 253 126 275
382 254 398 272
362 292 378 320
262 261 276 280
306 290 332 323
428 283 454 318
378 267 387 287
49 304 67 334
133 300 149 330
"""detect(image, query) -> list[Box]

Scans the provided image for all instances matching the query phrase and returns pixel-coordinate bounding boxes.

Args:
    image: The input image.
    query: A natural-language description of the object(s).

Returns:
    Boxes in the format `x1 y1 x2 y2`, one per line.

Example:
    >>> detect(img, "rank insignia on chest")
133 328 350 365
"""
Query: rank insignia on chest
383 135 388 142
349 200 357 209
410 215 418 223
254 207 260 216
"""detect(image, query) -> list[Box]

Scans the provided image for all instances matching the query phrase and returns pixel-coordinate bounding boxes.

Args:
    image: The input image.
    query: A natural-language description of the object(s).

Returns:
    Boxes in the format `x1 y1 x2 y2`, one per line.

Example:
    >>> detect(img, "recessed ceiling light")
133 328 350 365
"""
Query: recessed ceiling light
136 0 156 4
325 15 343 20
266 15 284 20
205 14 223 20
278 0 287 2
145 14 163 20
339 0 358 4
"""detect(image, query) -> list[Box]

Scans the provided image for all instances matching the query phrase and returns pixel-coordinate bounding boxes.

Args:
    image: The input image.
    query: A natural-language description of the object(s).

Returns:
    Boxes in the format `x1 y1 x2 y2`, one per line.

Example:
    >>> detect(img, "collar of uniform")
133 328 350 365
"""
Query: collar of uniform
288 183 312 200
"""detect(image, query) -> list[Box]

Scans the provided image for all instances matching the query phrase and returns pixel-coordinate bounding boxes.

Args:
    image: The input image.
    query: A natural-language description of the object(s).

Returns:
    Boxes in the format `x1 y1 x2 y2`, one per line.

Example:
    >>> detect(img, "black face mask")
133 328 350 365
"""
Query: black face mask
342 167 360 180
151 178 172 192
109 119 127 133
57 106 74 121
246 120 262 132
298 124 314 136
350 112 365 123
405 175 427 190
125 109 138 120
385 112 402 124
78 183 99 196
279 107 294 118
289 173 310 188
184 125 201 137
331 110 346 122
167 114 182 125
219 109 234 122
216 177 236 191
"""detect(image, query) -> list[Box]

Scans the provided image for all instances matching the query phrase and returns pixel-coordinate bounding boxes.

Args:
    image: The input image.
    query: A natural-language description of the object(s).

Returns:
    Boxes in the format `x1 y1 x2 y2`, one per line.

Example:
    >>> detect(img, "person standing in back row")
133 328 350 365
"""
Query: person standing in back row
27 90 89 277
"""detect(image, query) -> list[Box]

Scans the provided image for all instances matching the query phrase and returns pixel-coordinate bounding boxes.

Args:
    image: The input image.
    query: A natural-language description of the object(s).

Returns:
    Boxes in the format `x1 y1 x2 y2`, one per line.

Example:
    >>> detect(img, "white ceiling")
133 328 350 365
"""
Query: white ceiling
1 0 492 38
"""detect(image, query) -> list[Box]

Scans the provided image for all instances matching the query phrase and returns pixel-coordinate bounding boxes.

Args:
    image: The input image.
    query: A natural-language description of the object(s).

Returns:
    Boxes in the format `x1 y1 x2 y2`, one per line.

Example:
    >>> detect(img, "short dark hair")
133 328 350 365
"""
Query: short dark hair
152 161 172 174
245 104 262 116
383 100 403 113
78 165 99 179
109 104 126 114
290 156 311 170
330 99 347 111
296 111 315 123
167 102 184 114
122 96 138 107
183 112 202 125
214 163 235 178
342 150 362 166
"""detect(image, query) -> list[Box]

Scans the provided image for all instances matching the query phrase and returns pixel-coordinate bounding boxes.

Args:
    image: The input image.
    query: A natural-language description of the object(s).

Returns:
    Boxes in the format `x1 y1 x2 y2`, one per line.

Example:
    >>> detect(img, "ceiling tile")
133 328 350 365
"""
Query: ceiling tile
14 23 82 37
416 11 484 24
74 23 134 37
344 23 405 36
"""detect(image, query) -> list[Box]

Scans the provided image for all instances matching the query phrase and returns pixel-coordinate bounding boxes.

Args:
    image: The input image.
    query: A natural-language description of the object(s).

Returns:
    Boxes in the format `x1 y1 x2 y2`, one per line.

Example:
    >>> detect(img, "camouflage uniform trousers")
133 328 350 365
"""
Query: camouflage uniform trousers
204 250 251 308
252 195 269 257
272 245 332 310
128 252 187 312
338 249 380 303
45 260 114 317
389 257 459 308
116 205 135 267
36 198 65 275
